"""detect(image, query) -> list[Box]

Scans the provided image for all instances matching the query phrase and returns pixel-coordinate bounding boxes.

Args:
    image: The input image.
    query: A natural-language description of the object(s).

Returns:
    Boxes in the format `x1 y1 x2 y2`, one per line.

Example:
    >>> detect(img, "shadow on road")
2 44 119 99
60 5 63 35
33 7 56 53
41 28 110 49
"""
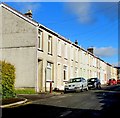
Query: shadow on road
2 85 120 118
2 104 102 118
95 84 120 117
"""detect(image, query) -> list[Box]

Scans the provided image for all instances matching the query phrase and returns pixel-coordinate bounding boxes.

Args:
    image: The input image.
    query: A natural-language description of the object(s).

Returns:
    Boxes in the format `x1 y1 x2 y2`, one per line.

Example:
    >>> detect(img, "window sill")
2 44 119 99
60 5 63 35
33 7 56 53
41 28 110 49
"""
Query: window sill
38 48 43 52
64 58 68 60
48 53 53 56
57 55 61 58
63 80 68 82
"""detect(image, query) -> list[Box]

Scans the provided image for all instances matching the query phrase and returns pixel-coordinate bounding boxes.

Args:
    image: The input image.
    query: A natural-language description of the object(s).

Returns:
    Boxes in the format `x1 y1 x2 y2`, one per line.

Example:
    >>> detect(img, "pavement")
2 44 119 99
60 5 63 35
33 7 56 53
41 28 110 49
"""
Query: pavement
0 91 63 108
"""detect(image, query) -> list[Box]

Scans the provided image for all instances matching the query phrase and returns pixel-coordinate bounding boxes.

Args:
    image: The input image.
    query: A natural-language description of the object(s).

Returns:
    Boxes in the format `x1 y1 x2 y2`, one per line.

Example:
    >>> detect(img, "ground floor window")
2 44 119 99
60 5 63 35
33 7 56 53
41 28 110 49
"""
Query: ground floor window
63 65 67 80
46 62 53 81
75 67 78 77
70 66 73 78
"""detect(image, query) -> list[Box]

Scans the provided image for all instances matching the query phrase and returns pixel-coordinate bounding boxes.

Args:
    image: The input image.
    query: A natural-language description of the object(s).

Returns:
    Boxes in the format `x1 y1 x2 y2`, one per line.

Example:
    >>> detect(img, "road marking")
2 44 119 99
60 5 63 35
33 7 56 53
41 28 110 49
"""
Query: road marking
59 110 72 117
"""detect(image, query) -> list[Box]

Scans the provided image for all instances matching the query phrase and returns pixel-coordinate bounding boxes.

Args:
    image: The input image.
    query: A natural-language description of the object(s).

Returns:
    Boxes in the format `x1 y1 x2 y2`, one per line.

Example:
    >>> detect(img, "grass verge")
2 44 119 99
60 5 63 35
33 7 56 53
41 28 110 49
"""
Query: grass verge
15 88 36 94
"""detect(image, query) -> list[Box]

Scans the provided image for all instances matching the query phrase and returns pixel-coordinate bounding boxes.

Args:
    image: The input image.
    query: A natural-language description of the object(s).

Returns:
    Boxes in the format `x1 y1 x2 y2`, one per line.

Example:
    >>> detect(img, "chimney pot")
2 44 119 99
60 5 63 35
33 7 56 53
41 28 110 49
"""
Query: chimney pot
24 10 32 19
75 40 78 45
87 47 94 54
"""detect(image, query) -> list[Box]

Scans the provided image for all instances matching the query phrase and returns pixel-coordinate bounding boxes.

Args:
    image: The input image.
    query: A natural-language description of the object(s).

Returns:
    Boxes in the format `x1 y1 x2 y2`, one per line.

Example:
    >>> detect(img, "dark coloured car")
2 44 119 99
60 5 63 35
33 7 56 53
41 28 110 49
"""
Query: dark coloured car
87 78 101 89
117 79 120 84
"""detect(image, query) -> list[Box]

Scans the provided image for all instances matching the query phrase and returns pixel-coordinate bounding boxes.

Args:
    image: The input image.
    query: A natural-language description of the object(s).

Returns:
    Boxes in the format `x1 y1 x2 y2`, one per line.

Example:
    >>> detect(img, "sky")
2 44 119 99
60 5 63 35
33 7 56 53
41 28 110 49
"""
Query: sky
2 1 119 66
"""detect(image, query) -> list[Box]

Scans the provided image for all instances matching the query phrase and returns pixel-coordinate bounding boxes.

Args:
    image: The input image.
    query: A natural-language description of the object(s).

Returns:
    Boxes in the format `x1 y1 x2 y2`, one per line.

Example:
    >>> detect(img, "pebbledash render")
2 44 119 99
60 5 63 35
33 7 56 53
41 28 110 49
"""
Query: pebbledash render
0 3 118 92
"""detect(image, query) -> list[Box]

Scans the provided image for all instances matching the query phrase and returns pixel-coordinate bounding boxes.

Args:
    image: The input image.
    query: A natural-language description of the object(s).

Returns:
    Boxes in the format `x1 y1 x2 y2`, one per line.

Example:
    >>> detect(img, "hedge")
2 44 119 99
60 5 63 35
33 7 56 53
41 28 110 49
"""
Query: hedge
0 61 16 99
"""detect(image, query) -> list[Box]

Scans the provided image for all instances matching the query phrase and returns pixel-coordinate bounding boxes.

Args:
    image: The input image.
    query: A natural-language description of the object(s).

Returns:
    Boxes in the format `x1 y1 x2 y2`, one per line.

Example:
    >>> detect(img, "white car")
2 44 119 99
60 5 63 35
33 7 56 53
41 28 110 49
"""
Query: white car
64 77 88 93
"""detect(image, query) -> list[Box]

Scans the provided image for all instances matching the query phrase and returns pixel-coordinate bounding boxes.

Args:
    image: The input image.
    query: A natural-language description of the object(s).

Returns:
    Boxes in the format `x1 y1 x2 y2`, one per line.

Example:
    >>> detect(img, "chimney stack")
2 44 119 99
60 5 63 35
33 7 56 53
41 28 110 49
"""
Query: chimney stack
24 10 32 19
75 40 78 45
87 47 94 54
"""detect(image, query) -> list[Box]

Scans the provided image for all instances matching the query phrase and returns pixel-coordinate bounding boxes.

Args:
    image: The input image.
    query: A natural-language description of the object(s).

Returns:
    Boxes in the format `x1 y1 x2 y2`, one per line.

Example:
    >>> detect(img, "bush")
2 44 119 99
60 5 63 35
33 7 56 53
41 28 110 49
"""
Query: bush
0 61 16 99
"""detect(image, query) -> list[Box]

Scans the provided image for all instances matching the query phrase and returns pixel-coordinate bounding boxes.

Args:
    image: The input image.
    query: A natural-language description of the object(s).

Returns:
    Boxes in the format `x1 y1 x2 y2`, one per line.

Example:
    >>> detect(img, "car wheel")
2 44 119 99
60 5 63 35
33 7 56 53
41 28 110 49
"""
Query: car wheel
64 89 67 93
81 86 84 92
76 89 80 93
98 84 101 89
88 87 91 90
86 86 89 91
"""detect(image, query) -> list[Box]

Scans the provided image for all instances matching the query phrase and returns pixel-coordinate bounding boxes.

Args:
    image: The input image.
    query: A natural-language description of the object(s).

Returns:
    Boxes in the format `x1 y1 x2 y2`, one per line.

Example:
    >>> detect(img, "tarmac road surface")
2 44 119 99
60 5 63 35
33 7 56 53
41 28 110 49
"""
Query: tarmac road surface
2 85 120 118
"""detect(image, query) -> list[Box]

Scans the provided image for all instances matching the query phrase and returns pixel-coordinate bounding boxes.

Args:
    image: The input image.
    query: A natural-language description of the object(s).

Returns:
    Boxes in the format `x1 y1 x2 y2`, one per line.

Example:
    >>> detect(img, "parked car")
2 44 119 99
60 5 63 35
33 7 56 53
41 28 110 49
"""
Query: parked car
64 77 88 93
117 79 120 84
107 78 117 85
87 78 101 89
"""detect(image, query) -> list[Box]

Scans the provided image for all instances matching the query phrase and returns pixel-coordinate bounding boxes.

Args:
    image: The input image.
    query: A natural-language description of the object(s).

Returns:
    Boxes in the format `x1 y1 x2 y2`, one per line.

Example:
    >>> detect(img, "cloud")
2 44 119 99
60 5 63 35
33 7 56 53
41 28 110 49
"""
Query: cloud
65 2 96 24
20 3 41 14
64 2 118 24
94 46 117 57
94 2 118 21
13 2 41 15
118 62 120 67
112 61 120 67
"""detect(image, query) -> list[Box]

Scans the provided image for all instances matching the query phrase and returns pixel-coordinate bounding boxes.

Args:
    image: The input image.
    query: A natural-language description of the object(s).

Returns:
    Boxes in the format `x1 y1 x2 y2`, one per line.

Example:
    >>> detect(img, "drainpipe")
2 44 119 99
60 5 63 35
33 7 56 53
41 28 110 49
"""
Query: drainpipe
50 81 52 93
35 24 39 93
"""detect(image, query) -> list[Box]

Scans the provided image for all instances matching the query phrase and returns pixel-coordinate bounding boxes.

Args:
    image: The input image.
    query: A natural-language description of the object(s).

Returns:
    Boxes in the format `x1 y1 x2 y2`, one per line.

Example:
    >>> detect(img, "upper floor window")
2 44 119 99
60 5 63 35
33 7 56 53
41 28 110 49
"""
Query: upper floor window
75 48 78 62
64 43 68 59
71 45 74 61
57 39 61 57
48 35 52 54
38 29 43 50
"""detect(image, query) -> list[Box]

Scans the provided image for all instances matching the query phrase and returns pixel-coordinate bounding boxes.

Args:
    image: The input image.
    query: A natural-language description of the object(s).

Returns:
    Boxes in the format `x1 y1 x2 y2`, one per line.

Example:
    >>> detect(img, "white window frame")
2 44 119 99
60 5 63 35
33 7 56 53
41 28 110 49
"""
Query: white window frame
71 45 74 61
75 67 78 77
63 65 67 80
70 66 73 78
38 29 43 50
57 39 61 57
48 35 52 54
75 48 78 62
64 43 68 59
46 62 53 81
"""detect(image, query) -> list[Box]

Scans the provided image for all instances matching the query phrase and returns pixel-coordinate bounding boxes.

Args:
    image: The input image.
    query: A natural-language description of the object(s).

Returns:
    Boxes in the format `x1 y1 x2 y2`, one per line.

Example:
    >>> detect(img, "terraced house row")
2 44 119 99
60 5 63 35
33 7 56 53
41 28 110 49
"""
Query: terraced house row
0 3 118 92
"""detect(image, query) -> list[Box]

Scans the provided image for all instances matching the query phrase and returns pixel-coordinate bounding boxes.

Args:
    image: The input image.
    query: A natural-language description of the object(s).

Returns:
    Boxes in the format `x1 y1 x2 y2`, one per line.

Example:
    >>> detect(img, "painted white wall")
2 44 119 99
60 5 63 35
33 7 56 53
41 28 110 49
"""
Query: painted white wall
1 6 37 88
0 5 2 61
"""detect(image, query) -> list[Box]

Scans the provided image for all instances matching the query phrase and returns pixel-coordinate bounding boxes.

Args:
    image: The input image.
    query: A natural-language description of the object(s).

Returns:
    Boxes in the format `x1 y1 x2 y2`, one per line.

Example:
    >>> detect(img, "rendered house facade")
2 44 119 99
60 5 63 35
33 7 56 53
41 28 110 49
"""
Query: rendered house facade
0 3 118 92
0 3 38 89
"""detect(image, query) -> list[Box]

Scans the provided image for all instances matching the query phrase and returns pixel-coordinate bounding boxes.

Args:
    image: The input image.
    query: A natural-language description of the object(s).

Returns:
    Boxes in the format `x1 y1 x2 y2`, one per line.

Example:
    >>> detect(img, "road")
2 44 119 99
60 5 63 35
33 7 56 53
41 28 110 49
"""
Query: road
33 90 103 110
2 85 120 118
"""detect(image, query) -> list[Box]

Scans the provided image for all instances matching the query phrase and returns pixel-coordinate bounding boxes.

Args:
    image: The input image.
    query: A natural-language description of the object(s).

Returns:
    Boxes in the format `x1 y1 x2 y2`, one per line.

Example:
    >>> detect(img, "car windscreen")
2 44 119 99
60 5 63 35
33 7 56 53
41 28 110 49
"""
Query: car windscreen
68 78 81 83
88 78 96 82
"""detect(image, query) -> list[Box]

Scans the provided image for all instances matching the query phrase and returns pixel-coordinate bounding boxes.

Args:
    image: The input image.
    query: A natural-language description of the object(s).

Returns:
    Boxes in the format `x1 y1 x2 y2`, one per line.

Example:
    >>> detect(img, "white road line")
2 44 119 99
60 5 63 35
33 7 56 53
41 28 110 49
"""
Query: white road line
59 110 72 117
